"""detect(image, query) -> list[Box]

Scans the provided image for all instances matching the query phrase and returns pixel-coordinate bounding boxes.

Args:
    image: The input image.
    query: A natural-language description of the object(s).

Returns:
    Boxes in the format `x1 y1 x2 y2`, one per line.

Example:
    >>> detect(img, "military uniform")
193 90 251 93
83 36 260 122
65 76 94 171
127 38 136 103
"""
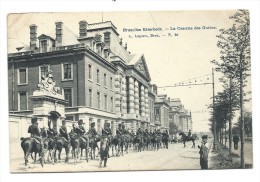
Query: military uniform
88 122 97 138
59 120 70 143
76 120 88 142
198 135 209 169
188 130 192 140
28 117 43 147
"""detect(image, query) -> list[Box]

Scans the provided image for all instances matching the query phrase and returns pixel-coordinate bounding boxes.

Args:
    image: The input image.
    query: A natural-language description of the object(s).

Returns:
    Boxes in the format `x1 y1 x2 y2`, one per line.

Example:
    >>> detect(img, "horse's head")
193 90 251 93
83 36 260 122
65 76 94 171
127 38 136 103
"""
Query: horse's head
179 131 184 136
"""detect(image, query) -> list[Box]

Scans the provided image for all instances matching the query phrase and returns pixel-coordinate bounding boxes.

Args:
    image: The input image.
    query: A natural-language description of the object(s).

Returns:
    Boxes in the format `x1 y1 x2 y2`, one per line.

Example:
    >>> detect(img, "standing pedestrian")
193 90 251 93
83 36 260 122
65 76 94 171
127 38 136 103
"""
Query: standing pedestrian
233 133 239 150
198 135 209 169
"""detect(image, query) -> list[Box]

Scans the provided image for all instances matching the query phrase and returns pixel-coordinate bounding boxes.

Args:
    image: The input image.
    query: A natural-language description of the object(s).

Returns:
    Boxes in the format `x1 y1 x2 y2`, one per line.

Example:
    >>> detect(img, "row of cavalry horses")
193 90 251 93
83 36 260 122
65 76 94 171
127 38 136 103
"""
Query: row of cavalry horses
20 128 171 168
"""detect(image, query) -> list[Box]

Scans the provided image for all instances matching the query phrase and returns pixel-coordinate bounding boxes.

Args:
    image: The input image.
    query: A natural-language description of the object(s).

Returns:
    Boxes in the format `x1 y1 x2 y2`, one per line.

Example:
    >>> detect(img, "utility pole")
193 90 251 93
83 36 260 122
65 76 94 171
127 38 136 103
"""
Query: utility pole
212 68 217 150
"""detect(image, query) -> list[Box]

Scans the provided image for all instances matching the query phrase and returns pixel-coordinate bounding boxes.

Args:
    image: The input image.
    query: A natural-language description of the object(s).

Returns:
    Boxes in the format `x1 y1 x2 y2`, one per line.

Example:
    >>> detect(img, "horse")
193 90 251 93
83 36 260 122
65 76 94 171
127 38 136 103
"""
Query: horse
20 137 44 168
111 135 124 156
39 127 55 163
99 138 109 168
151 135 160 151
52 136 70 163
162 135 169 149
179 131 195 148
123 133 134 154
88 134 101 160
133 135 143 152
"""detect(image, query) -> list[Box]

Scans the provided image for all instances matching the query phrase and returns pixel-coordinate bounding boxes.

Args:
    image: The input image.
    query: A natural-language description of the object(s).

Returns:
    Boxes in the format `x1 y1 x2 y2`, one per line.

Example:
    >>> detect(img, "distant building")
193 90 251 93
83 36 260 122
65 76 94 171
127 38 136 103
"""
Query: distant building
154 94 170 131
168 98 192 133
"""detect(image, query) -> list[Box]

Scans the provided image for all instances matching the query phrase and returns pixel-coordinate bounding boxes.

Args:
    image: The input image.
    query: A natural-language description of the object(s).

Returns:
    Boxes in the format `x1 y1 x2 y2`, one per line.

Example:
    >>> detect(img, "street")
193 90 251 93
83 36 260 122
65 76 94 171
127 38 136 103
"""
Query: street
10 141 209 173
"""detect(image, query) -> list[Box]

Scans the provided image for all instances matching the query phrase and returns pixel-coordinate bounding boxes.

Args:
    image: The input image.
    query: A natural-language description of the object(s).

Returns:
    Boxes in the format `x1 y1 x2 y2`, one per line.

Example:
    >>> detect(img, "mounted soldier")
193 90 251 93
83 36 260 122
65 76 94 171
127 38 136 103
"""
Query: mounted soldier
59 119 70 145
47 120 57 138
89 122 97 138
75 119 89 142
136 128 143 138
187 130 192 140
116 123 123 137
28 117 43 147
149 130 153 136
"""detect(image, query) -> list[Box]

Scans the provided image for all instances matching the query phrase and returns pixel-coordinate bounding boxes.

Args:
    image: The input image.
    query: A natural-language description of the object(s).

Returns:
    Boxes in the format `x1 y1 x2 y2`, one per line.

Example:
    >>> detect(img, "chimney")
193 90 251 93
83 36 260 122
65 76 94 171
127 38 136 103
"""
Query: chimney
55 21 63 47
104 31 111 48
29 24 37 51
79 20 87 38
104 31 111 60
124 42 127 50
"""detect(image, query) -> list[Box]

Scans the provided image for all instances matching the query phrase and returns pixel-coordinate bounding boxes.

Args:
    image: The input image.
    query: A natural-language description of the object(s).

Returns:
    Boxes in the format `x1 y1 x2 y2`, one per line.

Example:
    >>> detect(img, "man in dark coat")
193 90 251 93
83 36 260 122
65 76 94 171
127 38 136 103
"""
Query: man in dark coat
233 133 239 150
198 135 209 169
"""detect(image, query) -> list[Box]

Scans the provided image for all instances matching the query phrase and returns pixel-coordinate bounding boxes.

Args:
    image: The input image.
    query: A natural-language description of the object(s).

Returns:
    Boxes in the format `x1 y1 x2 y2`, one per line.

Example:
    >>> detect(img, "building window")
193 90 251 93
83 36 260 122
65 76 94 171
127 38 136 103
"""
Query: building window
155 108 160 115
62 63 73 80
110 77 113 89
104 94 107 111
39 65 49 81
40 40 47 52
97 91 101 109
18 92 27 111
18 68 28 85
66 115 74 121
111 97 114 112
89 88 92 107
64 88 73 107
97 69 100 84
88 64 92 80
104 73 107 87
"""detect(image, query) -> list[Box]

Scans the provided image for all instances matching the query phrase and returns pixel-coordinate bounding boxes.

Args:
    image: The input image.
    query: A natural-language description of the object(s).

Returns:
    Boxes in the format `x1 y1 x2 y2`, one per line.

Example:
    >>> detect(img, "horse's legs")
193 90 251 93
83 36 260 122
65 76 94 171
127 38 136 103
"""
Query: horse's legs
34 152 37 164
64 147 69 163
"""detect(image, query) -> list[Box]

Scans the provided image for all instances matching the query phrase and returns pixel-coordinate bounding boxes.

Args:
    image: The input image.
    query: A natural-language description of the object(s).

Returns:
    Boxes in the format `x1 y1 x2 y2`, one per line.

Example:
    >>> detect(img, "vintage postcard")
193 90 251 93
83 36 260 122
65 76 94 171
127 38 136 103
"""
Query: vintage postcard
7 10 252 173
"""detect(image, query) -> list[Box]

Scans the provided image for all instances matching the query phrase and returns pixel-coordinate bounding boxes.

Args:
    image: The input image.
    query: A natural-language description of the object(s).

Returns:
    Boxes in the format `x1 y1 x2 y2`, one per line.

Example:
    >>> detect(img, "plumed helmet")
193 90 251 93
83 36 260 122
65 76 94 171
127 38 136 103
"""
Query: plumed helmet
31 116 37 124
78 119 83 125
118 123 122 127
62 119 66 124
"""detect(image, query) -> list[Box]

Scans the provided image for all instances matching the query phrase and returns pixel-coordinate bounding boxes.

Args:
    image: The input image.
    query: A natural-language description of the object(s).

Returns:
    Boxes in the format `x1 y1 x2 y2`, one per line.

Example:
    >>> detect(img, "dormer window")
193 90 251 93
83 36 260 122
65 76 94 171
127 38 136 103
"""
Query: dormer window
38 34 55 53
40 40 47 52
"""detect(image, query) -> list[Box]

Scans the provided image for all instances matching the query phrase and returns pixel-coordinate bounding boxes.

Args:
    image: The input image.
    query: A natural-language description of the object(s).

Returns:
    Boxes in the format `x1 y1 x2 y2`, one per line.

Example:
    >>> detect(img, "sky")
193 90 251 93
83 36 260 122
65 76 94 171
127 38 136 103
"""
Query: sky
7 10 252 133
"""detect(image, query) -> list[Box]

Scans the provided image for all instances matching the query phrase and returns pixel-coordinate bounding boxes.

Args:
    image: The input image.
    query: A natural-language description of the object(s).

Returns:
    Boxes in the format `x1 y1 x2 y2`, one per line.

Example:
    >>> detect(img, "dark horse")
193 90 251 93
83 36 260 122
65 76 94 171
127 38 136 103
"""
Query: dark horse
20 137 44 168
70 132 89 164
179 131 195 148
52 136 70 163
99 138 109 168
88 134 101 160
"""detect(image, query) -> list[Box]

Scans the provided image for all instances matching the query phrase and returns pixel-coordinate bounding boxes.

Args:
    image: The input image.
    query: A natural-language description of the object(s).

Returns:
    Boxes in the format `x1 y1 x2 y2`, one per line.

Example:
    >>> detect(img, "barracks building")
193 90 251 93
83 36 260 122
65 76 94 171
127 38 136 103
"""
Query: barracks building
8 20 166 135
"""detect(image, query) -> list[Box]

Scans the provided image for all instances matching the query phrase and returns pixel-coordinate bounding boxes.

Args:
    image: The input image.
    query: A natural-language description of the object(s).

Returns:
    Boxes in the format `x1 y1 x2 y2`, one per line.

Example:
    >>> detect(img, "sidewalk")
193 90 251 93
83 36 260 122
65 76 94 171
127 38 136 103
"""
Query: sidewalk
207 142 253 169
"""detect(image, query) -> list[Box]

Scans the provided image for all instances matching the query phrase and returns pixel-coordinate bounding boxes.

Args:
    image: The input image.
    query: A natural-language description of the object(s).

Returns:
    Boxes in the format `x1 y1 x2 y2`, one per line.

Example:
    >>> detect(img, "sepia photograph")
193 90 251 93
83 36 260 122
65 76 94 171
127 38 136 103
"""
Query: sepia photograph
6 9 254 173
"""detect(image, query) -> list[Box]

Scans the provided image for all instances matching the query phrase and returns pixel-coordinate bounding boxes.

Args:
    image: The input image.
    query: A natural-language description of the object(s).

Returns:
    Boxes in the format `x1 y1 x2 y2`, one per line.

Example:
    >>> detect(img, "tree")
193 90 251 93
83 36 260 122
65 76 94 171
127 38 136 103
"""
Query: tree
214 9 251 168
169 122 179 137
